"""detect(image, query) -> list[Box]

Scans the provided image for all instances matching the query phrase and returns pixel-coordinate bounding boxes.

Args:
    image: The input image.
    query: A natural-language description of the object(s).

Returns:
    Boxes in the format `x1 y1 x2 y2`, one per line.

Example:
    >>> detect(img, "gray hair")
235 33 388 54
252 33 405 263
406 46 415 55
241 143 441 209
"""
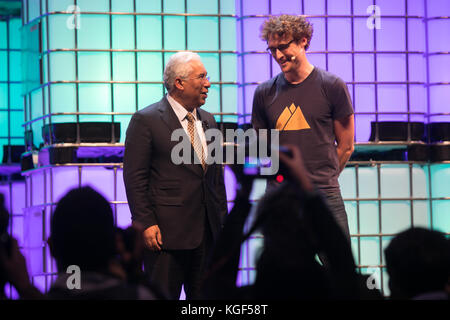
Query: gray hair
163 51 202 92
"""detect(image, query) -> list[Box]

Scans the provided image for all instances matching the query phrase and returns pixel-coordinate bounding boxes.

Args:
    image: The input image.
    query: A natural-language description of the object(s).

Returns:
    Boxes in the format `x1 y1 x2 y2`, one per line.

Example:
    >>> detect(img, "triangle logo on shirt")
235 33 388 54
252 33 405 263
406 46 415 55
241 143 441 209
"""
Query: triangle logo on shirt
275 103 310 131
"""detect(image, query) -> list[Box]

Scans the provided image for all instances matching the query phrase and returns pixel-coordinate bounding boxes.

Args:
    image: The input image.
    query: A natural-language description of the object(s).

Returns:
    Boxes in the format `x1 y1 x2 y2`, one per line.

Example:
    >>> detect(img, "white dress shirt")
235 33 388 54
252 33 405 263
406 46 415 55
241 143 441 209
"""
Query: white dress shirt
166 94 208 161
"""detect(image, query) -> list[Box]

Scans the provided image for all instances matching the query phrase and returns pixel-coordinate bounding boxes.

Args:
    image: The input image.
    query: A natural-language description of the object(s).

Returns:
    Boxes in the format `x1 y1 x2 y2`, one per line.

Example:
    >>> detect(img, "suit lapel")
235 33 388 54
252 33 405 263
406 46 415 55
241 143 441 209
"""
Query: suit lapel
159 97 204 177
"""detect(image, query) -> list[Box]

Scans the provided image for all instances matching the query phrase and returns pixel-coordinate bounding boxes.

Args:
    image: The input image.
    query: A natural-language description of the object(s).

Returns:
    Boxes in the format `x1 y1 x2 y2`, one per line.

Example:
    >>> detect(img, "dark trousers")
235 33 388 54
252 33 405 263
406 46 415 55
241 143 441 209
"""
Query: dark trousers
320 188 350 241
143 222 212 300
318 188 351 268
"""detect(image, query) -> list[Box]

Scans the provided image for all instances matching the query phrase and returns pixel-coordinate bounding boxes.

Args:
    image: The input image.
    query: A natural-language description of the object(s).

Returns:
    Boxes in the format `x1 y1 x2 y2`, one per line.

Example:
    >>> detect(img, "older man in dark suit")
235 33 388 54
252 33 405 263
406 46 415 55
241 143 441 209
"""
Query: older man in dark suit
123 52 228 300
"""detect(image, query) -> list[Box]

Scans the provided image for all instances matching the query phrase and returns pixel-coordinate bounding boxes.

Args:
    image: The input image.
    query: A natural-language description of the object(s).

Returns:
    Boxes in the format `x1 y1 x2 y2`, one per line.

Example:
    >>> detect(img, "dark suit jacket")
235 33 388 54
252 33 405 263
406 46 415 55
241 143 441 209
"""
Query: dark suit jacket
123 96 228 250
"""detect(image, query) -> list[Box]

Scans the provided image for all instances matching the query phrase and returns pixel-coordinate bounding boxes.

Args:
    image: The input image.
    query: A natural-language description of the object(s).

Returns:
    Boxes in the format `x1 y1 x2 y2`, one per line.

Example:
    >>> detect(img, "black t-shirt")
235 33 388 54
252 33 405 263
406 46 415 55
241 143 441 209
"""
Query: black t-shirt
251 67 353 189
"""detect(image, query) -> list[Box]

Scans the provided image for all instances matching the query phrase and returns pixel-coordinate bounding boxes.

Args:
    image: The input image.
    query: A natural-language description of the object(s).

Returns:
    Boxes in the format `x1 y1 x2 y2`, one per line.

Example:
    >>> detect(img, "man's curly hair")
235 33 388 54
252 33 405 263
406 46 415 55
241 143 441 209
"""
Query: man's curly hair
260 15 314 50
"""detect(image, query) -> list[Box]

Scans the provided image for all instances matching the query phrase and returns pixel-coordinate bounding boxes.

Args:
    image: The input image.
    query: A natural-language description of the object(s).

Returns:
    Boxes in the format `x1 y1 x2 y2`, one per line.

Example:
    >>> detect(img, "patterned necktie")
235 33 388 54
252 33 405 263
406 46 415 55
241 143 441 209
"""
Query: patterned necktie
185 112 206 171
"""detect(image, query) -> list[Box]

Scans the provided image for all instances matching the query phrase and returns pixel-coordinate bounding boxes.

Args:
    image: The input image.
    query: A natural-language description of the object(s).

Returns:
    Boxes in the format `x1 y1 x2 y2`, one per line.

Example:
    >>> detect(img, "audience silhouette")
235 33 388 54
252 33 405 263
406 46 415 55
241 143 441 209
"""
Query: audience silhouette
1 150 449 301
0 193 42 299
46 186 162 299
202 145 382 299
385 227 450 300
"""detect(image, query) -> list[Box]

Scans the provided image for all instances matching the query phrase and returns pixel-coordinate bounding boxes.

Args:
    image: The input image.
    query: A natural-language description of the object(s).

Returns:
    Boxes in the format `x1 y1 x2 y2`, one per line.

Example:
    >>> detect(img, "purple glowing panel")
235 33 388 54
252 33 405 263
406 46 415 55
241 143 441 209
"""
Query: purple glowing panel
224 164 237 203
45 207 54 272
407 0 425 15
408 55 427 83
11 215 23 247
31 276 46 295
241 0 269 15
243 54 271 83
429 55 450 83
354 54 375 82
3 182 25 215
80 167 115 202
354 18 375 52
427 0 450 17
242 18 267 52
377 0 405 15
377 54 406 82
304 0 325 15
328 54 353 82
116 168 127 202
408 19 426 52
429 86 450 122
308 54 326 71
409 85 427 122
116 203 132 229
271 57 281 76
355 114 376 142
270 0 302 15
328 0 351 15
51 166 80 203
427 3 450 121
327 18 352 51
378 85 408 121
31 171 45 206
355 85 376 113
307 18 326 52
23 207 44 274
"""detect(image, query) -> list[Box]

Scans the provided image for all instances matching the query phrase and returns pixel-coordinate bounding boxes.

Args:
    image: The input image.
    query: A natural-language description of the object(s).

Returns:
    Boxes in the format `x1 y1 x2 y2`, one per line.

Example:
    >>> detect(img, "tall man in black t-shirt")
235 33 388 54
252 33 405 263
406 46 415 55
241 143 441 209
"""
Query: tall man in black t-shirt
251 15 355 240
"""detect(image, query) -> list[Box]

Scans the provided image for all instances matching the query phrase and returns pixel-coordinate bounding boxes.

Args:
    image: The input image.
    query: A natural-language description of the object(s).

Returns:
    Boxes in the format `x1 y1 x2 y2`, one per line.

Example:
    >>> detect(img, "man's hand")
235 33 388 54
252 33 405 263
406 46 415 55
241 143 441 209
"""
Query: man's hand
334 114 354 174
143 225 163 251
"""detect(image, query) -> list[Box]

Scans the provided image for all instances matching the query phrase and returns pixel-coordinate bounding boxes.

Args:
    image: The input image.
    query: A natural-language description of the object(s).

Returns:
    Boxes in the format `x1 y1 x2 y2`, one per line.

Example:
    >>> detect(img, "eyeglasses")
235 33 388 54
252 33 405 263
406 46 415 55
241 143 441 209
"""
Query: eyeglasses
182 74 210 83
266 39 296 55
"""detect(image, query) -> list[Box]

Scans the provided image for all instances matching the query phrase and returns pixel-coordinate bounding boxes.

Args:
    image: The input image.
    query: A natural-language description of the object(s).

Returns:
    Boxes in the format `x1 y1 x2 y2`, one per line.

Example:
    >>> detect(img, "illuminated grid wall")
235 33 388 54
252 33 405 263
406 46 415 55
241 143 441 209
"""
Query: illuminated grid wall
0 13 26 299
0 178 25 299
21 0 238 148
235 0 450 297
18 0 239 297
14 0 449 299
0 17 23 160
237 0 433 139
21 165 127 293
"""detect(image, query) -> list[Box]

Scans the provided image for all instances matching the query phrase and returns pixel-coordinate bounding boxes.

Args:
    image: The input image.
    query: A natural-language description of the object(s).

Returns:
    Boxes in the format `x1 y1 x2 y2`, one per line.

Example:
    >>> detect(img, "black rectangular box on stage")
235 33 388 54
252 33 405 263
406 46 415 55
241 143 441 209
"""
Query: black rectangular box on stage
369 121 425 142
42 122 121 144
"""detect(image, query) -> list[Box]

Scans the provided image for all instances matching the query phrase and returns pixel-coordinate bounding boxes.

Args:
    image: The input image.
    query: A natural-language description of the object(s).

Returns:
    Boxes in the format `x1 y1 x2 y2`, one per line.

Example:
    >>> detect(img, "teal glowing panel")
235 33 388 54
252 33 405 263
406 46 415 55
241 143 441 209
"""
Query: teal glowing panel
22 1 238 146
0 17 24 162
